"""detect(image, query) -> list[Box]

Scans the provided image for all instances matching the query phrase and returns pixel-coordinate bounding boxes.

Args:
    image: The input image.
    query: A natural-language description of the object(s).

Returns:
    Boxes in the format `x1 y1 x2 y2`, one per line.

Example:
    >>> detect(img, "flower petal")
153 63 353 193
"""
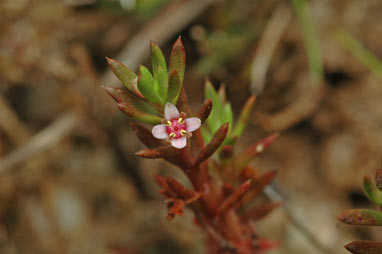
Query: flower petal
171 137 187 149
186 117 201 132
164 102 180 120
152 124 168 139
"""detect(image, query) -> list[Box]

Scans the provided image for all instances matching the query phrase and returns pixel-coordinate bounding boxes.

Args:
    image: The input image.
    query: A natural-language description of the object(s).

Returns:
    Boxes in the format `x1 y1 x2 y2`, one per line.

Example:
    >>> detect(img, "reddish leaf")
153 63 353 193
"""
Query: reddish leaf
345 240 382 254
234 133 279 170
250 170 277 197
240 166 259 181
130 122 163 148
166 177 198 200
169 36 186 83
176 87 191 115
196 99 213 124
217 180 251 215
135 146 178 159
242 170 277 204
194 123 229 165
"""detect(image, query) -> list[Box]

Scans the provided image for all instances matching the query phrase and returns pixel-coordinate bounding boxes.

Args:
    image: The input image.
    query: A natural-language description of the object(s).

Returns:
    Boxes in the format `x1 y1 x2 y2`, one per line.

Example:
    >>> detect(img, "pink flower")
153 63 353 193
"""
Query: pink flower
152 103 201 149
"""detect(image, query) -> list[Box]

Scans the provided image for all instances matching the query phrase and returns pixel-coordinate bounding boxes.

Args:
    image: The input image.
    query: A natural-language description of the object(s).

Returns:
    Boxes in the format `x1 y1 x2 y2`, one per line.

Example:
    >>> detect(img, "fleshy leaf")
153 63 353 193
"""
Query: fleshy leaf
176 87 191 115
150 41 168 99
363 174 382 206
102 86 161 124
194 122 229 165
205 79 223 133
338 209 382 226
118 103 162 124
166 70 182 104
130 123 163 148
196 99 213 124
232 95 256 138
165 177 198 200
106 57 142 97
223 103 233 131
217 85 226 102
135 146 178 159
345 240 382 254
169 37 186 84
138 65 163 105
234 133 279 171
217 180 251 215
242 170 277 204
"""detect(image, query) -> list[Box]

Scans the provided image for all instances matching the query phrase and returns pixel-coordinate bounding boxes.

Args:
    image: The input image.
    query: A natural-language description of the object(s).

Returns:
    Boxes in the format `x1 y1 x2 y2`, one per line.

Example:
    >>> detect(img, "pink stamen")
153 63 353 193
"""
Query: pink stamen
166 118 187 139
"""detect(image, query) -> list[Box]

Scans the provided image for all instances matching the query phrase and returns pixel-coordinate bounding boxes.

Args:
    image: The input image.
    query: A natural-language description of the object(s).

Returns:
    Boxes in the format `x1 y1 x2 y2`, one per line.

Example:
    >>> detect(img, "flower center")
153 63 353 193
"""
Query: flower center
166 117 187 139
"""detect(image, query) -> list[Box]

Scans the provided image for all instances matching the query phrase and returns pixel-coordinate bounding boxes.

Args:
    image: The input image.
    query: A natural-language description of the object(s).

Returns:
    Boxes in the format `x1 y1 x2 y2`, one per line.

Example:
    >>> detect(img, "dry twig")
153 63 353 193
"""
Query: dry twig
250 4 291 94
0 112 79 173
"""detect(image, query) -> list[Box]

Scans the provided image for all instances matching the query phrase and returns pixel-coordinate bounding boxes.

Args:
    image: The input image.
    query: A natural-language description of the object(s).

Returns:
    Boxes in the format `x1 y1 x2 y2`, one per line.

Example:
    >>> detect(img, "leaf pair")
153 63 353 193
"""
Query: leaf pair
138 38 185 106
106 37 186 123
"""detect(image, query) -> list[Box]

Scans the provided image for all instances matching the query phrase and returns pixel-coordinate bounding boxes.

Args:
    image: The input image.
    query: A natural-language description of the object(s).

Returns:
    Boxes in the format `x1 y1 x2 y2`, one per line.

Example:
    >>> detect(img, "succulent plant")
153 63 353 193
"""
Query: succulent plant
338 159 382 254
103 37 279 253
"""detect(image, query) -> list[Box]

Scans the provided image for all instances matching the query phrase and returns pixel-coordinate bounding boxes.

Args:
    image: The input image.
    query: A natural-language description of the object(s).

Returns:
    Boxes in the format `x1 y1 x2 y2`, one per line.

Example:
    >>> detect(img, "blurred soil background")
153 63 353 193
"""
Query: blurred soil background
0 0 382 253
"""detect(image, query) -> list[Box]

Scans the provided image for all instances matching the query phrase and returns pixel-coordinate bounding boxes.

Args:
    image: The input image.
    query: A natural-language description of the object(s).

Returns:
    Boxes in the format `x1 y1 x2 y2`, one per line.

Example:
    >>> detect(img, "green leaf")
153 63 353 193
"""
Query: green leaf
363 174 382 206
155 65 168 99
150 41 168 99
232 95 256 138
169 36 186 84
217 85 226 102
118 102 162 124
166 70 182 104
201 128 213 143
223 103 233 130
106 57 142 97
205 80 223 133
138 65 163 105
338 209 382 226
